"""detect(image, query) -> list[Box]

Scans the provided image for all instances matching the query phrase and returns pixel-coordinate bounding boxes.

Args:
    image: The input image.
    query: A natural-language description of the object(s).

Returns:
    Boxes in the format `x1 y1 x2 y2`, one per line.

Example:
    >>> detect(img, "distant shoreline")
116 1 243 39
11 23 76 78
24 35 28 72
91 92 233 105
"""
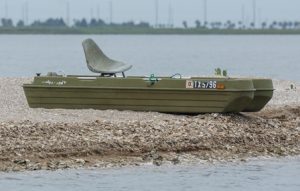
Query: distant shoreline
2 27 300 35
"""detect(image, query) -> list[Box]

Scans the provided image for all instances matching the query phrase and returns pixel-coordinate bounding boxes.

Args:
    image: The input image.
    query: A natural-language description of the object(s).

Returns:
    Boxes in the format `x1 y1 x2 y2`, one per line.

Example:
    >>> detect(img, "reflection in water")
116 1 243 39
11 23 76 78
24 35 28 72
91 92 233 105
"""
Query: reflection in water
0 157 299 191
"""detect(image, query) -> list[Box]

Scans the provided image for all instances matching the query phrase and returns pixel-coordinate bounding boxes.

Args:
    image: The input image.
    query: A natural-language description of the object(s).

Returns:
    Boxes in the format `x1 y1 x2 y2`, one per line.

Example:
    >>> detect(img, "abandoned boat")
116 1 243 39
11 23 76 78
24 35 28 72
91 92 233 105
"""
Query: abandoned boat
23 39 274 113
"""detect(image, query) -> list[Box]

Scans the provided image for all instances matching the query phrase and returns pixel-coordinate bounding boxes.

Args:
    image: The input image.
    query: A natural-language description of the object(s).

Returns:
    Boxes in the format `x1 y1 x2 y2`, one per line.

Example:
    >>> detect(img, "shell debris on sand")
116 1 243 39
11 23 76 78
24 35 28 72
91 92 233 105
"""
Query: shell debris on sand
0 77 300 172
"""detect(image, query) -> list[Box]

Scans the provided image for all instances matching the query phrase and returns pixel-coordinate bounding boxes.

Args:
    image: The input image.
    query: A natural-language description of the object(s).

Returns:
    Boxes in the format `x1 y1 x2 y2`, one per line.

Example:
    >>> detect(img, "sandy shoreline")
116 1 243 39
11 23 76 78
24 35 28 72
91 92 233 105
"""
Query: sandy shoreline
0 77 299 172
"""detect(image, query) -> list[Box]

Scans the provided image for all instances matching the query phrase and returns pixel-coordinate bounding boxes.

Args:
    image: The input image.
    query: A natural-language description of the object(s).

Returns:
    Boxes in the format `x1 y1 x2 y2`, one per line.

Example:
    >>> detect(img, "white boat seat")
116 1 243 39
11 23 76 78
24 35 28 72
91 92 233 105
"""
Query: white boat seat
82 39 132 75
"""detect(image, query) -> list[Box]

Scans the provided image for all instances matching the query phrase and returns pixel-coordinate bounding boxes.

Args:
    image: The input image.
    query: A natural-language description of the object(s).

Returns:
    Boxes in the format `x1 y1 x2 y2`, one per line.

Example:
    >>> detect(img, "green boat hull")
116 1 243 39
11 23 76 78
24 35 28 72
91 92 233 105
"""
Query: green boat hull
242 79 274 112
23 76 273 113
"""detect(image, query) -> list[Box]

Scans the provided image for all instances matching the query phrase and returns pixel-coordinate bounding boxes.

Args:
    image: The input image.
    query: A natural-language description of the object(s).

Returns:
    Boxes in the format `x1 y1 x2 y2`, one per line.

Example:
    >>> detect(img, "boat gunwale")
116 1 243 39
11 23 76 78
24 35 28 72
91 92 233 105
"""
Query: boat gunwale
23 84 257 92
29 75 272 81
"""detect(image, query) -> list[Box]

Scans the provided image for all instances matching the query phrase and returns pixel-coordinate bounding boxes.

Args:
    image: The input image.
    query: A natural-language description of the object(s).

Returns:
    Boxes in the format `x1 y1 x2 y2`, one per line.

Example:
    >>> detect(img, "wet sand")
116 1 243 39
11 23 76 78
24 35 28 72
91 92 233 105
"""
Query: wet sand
0 78 299 171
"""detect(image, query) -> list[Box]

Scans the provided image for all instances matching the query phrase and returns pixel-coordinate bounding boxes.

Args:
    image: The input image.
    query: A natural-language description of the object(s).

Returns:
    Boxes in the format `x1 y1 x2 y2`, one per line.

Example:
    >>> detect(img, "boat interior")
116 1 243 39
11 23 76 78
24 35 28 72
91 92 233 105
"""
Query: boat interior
42 39 231 81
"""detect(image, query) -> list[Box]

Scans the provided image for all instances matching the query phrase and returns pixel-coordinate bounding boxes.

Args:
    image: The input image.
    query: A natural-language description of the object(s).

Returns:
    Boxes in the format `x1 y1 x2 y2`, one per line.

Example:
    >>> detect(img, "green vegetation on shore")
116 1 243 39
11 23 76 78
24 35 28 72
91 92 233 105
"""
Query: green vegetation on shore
2 17 300 35
2 26 300 35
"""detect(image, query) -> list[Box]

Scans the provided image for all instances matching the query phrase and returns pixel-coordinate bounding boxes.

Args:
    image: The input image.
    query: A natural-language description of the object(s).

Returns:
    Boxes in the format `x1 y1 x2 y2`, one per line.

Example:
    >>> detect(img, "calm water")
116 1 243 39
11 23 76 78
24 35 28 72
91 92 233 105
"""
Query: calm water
0 35 299 81
0 157 300 191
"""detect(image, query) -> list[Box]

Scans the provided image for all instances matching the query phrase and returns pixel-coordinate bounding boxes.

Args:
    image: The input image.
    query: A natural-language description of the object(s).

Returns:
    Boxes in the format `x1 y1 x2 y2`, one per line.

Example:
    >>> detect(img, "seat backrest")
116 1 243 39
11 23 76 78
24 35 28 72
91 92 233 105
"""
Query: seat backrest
82 39 132 74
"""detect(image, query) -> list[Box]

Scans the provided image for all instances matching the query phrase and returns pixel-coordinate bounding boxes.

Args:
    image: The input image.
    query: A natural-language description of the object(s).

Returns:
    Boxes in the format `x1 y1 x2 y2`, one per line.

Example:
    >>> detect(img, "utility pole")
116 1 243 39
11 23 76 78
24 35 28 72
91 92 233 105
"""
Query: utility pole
258 8 261 28
5 0 8 18
155 0 159 27
66 1 70 26
203 0 207 24
241 4 245 26
25 1 29 26
168 3 173 28
109 1 113 24
90 8 94 20
97 4 100 20
253 0 256 28
22 2 26 24
21 4 24 23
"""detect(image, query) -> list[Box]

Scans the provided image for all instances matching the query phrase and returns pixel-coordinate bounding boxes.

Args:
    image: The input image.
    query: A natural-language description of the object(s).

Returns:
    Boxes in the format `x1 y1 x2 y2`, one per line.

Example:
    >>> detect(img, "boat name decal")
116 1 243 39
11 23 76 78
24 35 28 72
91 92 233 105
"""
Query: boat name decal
186 80 219 89
42 80 67 86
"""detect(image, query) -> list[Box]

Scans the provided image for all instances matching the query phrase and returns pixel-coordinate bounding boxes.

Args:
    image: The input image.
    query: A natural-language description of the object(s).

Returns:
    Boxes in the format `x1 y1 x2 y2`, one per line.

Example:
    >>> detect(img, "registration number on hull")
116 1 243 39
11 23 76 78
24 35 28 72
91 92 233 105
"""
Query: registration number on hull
186 80 224 89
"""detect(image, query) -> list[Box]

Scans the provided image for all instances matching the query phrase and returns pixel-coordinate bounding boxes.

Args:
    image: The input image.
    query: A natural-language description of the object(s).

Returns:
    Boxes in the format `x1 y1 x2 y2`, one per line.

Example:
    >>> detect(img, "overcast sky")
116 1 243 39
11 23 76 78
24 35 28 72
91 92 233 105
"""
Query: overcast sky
1 0 300 26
